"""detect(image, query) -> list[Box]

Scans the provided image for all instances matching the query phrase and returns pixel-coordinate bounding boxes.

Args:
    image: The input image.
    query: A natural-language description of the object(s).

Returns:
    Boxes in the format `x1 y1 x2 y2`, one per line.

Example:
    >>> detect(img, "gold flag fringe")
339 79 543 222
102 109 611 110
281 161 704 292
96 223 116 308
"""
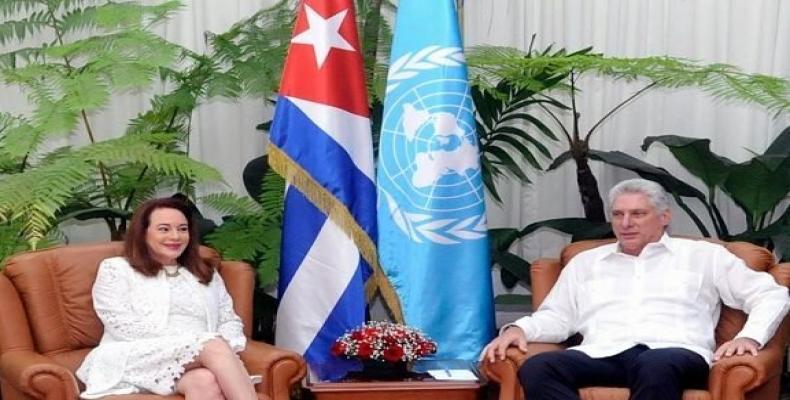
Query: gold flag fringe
269 146 404 323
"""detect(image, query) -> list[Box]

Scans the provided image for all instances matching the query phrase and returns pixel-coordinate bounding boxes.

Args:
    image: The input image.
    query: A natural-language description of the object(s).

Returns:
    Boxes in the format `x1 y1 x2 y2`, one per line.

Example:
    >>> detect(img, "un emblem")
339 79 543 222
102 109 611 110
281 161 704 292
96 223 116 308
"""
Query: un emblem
379 47 487 245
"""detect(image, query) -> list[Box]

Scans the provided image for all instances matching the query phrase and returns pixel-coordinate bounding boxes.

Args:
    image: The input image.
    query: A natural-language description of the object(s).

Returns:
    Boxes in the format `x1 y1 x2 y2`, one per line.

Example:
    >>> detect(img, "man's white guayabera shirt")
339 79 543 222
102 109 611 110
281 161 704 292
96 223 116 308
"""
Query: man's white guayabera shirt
511 234 789 364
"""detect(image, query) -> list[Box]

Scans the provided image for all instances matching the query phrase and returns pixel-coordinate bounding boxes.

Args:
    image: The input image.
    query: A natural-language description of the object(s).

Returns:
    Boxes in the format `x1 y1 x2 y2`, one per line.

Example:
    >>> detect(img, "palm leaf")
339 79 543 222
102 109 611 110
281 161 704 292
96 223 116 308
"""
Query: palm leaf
469 47 790 114
201 192 263 216
473 81 563 202
0 156 92 245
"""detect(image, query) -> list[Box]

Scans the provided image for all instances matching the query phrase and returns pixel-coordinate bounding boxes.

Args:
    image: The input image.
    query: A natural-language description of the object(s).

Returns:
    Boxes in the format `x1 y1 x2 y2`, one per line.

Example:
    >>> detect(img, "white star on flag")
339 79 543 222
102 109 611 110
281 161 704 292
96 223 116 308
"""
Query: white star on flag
291 5 355 68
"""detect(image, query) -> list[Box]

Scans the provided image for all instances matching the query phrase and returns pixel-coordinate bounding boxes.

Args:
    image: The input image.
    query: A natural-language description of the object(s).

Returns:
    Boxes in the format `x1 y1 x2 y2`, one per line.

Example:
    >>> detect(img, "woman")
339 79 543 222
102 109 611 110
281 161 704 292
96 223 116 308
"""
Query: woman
76 197 257 399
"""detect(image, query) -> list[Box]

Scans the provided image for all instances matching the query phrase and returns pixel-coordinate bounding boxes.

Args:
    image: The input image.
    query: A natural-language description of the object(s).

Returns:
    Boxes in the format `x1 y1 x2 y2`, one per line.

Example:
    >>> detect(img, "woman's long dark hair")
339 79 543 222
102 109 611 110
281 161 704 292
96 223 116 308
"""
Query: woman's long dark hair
124 197 214 284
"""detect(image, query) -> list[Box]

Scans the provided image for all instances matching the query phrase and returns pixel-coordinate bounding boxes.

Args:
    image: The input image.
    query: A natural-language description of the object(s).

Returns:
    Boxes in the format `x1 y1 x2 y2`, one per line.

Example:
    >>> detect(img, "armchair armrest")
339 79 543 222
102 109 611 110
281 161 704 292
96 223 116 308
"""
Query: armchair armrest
708 318 789 400
769 262 789 286
0 350 79 400
479 342 566 400
239 340 307 400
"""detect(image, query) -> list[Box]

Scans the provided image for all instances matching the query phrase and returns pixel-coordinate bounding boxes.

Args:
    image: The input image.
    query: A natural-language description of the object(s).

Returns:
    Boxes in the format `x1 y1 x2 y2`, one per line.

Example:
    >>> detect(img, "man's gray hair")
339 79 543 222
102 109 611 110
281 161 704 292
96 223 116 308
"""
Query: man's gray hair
608 179 670 213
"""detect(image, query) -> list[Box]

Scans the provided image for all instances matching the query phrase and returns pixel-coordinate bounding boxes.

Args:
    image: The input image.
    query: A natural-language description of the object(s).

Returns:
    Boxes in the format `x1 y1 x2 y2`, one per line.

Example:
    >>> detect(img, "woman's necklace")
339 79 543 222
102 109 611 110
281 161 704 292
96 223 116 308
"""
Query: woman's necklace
163 265 180 278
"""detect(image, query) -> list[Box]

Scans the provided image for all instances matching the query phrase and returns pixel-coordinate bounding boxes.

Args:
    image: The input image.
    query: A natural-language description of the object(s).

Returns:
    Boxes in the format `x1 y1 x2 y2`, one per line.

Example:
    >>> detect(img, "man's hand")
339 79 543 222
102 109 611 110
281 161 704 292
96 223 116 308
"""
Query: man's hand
482 326 528 363
713 337 760 361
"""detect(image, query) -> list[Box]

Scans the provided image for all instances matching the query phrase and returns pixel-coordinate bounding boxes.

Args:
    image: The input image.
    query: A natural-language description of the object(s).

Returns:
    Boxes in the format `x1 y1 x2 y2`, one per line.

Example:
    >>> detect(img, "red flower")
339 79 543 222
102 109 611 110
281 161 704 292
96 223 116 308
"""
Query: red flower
418 342 436 355
330 341 346 356
383 346 404 362
357 342 373 359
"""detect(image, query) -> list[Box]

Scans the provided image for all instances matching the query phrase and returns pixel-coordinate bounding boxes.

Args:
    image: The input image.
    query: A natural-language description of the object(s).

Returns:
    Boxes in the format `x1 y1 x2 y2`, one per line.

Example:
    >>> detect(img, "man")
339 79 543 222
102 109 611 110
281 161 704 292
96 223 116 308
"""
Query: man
483 179 789 400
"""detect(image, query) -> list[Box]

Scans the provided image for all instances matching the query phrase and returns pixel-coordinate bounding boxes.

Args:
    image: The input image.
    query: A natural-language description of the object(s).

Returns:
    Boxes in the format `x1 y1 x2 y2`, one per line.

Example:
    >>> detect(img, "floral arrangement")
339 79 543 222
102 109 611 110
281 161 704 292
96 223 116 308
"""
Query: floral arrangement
331 321 437 363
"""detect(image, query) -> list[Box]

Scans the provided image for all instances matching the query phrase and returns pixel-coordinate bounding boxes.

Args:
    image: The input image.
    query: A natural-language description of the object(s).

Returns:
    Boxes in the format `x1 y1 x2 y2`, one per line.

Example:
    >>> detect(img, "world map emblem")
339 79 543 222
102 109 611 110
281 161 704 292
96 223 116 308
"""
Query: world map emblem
379 46 487 245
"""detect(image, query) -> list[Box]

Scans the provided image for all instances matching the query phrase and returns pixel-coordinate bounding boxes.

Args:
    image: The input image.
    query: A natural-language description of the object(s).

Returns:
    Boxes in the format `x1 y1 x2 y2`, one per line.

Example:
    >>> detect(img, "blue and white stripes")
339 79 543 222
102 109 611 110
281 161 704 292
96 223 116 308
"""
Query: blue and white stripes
272 97 376 381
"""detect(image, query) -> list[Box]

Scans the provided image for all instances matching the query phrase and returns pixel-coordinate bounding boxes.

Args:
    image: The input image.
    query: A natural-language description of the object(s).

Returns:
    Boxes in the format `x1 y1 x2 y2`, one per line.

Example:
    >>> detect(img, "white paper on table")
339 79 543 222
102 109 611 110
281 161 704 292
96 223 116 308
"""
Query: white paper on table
427 369 478 381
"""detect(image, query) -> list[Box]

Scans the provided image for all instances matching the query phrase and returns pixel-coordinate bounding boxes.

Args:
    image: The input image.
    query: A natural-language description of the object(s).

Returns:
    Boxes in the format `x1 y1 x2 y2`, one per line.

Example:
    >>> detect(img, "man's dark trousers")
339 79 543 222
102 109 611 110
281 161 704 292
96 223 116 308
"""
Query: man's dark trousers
518 344 709 399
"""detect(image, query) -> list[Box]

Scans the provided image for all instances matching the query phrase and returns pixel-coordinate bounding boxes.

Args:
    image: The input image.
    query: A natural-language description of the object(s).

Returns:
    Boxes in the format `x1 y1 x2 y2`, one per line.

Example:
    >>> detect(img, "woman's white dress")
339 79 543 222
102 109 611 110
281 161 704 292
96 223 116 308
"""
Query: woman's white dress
76 257 246 398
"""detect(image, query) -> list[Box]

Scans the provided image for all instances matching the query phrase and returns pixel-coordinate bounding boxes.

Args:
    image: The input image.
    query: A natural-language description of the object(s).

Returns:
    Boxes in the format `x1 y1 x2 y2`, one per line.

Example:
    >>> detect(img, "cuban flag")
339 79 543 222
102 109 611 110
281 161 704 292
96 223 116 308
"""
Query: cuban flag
377 0 495 360
270 0 382 381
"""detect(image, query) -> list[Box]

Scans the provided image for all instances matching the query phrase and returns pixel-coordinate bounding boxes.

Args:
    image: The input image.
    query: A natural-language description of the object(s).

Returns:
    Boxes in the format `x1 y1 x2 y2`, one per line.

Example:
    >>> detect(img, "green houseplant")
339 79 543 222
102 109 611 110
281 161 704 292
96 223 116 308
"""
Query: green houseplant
470 44 788 223
471 45 592 203
0 0 230 266
640 127 790 260
468 44 790 288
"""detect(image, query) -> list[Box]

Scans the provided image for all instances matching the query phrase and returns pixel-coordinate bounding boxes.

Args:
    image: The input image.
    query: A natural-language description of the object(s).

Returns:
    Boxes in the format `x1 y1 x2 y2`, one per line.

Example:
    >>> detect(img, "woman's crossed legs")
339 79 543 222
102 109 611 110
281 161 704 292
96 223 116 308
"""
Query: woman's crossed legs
176 338 257 400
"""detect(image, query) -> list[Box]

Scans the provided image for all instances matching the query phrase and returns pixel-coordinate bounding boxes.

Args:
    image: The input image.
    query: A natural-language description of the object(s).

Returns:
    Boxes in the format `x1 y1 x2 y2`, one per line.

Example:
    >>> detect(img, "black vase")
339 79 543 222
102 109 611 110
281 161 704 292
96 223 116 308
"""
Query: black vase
361 360 411 380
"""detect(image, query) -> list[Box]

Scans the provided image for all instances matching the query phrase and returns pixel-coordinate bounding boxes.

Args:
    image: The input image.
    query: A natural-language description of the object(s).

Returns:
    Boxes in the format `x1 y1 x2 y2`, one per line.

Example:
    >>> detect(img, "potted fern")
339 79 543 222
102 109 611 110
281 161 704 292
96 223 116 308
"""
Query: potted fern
0 0 224 263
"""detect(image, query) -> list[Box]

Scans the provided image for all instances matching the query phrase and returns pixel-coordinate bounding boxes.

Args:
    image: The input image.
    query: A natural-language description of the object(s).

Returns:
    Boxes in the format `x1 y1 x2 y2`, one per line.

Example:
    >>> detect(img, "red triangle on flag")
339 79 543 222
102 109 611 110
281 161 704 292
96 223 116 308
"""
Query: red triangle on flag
280 0 370 117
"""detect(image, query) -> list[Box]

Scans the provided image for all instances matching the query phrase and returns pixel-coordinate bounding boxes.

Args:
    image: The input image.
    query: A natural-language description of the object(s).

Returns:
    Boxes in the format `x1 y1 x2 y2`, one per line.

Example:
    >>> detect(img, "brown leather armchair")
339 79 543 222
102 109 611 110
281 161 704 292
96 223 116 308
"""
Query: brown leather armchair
481 239 789 400
0 242 307 400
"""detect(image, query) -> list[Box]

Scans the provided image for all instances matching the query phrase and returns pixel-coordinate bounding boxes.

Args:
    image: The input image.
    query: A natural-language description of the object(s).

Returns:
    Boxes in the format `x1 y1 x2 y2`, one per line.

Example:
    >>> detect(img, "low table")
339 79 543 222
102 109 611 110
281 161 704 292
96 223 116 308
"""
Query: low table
303 360 485 400
305 379 484 400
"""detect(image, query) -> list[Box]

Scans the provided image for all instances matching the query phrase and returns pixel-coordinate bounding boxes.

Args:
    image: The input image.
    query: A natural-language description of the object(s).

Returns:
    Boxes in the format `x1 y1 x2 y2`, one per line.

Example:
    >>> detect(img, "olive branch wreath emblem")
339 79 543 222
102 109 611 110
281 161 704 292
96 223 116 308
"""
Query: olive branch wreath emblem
381 45 485 244
386 46 465 94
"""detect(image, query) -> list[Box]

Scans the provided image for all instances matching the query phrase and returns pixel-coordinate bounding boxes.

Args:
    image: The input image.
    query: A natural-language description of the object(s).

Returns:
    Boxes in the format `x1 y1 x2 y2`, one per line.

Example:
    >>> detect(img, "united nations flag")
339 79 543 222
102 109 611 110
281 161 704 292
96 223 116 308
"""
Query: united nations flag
377 0 495 361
